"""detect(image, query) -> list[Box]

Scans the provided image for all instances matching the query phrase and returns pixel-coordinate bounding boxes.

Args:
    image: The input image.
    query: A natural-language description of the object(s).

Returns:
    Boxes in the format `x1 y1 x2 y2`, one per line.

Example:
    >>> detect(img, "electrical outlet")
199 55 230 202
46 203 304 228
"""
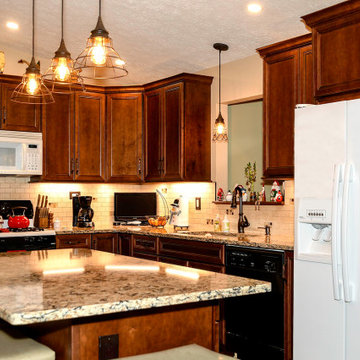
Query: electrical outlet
69 191 80 199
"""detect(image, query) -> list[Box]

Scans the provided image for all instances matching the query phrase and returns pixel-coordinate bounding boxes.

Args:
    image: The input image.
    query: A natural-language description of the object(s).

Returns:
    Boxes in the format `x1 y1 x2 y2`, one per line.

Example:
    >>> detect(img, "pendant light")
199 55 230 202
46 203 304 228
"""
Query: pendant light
43 0 83 93
74 0 128 80
212 43 229 142
11 0 54 104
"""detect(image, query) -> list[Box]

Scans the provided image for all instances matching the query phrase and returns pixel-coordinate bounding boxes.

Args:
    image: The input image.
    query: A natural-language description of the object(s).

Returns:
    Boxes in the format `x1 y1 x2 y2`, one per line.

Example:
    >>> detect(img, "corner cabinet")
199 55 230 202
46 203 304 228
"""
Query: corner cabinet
257 34 314 179
0 77 41 132
42 91 106 182
144 74 212 182
106 92 143 182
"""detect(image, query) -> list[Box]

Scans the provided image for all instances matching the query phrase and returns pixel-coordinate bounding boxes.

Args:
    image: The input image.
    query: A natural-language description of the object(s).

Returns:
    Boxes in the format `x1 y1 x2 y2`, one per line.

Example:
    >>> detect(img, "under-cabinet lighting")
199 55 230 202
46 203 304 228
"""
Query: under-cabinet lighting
43 267 85 275
105 265 160 272
247 3 262 13
6 21 19 30
165 268 200 280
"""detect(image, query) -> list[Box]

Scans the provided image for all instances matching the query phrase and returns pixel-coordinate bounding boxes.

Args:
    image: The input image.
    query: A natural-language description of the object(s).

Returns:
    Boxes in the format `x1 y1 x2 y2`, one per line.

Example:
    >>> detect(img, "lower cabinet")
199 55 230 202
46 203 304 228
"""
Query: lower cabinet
56 234 91 249
119 234 131 256
92 233 118 254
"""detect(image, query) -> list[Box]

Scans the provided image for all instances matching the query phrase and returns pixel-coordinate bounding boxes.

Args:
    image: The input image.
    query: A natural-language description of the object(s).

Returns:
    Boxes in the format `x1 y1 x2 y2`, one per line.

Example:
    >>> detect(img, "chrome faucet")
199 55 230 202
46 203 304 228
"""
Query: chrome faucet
230 185 250 233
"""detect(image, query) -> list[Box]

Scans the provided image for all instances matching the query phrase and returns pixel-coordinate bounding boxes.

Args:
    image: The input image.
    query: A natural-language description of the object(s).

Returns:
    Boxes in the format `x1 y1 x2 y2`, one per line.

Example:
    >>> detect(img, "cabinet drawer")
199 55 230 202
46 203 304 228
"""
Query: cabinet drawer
159 238 225 265
158 256 188 267
56 234 91 249
188 261 225 273
133 252 158 262
132 235 158 254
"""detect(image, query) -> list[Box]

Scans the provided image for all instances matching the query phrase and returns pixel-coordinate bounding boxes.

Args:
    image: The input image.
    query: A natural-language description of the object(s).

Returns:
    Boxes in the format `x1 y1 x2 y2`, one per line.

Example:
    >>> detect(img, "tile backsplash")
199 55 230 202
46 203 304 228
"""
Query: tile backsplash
0 177 294 236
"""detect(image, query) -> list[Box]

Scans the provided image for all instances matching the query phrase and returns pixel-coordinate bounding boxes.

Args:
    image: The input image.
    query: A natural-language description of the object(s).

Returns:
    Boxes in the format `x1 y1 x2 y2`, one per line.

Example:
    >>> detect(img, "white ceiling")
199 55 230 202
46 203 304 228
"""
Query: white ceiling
1 0 343 85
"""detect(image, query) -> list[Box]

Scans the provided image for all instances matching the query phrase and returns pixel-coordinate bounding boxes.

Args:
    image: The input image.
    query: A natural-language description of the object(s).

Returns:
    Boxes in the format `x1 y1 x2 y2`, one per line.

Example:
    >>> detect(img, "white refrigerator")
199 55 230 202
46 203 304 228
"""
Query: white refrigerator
294 99 360 360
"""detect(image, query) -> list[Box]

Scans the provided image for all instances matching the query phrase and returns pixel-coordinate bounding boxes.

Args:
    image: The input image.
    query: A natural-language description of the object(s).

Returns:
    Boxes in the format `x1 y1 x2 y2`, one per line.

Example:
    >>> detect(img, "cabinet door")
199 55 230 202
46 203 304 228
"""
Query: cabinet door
42 93 75 181
144 89 162 181
1 83 41 132
299 45 315 105
56 234 91 249
119 234 131 256
263 49 299 178
188 261 225 273
92 233 118 254
106 93 143 182
74 92 105 181
162 83 183 180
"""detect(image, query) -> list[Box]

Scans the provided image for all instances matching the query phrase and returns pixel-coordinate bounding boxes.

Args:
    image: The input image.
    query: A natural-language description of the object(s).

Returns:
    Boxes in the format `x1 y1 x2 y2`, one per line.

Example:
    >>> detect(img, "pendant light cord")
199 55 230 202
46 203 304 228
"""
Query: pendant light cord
99 0 102 17
61 0 64 39
32 0 35 58
218 49 221 114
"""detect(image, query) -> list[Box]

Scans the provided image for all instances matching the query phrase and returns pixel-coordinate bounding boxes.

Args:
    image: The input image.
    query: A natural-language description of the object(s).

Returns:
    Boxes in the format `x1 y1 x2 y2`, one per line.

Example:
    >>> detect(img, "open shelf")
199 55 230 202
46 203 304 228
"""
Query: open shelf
213 201 284 206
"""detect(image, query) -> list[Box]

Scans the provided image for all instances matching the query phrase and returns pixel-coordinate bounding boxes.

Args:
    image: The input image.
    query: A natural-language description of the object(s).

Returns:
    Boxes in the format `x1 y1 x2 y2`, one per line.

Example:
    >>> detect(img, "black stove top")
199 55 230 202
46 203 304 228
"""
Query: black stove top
8 227 45 233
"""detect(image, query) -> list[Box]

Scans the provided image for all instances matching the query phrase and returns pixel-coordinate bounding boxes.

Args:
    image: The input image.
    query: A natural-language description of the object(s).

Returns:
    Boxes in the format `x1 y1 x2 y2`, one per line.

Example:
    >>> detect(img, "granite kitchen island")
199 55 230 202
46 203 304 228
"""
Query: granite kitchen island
0 249 270 360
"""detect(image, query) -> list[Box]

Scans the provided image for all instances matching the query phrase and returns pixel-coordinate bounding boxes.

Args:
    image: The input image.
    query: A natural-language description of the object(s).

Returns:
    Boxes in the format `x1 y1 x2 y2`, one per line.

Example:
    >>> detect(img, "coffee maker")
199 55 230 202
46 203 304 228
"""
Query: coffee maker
73 196 94 228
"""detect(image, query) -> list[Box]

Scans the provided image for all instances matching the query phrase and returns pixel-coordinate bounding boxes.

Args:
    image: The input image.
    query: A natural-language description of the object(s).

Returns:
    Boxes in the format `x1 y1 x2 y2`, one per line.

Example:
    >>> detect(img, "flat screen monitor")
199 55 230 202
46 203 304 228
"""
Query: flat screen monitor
114 192 157 221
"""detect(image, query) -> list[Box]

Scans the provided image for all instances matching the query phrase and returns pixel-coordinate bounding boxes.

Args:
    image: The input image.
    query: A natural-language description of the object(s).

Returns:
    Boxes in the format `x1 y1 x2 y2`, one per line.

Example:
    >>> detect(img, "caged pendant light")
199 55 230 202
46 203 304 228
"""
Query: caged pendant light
212 43 229 142
43 0 84 93
11 0 54 105
74 0 128 80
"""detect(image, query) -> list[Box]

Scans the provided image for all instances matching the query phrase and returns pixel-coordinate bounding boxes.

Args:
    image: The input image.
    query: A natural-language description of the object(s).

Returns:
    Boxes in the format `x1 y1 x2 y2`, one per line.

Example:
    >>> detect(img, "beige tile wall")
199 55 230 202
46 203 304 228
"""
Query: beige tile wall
0 177 294 236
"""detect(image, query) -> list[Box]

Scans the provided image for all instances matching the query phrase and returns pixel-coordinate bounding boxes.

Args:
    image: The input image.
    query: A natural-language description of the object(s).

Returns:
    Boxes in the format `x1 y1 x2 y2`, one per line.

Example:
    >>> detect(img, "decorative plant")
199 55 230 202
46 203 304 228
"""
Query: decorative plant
245 162 256 193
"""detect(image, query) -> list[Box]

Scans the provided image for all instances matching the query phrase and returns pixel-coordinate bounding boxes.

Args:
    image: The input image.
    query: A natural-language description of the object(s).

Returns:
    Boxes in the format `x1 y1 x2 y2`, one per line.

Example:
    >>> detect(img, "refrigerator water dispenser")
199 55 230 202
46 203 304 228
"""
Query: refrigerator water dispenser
295 198 332 263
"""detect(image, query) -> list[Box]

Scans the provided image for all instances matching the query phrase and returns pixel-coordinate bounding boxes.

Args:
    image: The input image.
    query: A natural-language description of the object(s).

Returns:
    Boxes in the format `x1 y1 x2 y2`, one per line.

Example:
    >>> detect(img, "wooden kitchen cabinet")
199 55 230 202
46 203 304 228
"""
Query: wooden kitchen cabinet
92 233 118 254
302 1 360 102
132 235 158 254
41 90 105 182
118 234 131 256
106 92 143 182
0 79 41 132
42 93 74 181
56 234 91 249
144 74 212 182
74 92 105 182
257 34 313 179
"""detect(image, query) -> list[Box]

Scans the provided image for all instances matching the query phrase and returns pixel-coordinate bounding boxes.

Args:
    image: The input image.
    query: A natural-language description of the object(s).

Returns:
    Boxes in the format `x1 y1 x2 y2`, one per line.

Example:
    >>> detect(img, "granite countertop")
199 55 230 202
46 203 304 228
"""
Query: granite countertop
0 249 271 325
56 226 294 251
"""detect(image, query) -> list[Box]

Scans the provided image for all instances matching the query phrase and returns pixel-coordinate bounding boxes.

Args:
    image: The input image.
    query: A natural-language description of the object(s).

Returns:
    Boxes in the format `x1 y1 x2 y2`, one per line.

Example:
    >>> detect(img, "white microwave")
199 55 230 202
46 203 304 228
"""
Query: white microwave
0 130 42 175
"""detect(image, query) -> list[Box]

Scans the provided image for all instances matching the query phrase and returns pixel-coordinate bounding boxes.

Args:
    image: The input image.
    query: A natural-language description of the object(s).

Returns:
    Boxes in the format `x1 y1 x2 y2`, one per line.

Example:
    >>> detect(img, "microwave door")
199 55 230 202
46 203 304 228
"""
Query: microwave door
0 142 23 174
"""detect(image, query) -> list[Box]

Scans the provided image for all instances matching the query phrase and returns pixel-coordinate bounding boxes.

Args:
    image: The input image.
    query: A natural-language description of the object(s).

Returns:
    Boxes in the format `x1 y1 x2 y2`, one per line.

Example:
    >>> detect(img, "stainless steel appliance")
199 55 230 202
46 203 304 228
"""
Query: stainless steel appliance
0 130 42 175
225 245 285 360
0 200 55 252
76 196 94 228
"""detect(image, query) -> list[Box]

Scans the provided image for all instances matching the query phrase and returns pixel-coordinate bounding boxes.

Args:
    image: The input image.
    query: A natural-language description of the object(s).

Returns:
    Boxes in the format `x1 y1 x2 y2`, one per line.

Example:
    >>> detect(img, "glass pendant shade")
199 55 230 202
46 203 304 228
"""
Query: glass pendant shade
212 43 229 142
74 2 128 80
212 112 228 142
11 0 54 104
43 0 84 93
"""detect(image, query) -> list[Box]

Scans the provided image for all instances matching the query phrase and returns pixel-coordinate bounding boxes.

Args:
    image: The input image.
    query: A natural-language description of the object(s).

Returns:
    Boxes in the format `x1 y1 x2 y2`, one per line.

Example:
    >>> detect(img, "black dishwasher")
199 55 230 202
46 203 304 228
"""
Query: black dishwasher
225 245 285 360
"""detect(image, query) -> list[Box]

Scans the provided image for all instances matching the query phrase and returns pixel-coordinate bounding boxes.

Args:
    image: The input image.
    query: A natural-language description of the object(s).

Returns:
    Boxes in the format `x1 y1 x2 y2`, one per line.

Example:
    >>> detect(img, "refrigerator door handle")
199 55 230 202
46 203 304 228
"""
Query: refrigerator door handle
341 162 353 303
331 163 344 301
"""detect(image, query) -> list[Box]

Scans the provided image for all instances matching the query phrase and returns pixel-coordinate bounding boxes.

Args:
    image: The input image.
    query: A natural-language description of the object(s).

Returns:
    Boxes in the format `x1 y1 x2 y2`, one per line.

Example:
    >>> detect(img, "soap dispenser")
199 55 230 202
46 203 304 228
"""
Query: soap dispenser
222 214 230 233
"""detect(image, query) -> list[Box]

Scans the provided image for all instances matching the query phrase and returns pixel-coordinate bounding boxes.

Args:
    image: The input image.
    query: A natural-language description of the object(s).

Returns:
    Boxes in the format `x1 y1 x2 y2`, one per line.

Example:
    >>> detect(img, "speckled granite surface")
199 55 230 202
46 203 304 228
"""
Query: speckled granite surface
56 227 294 251
0 249 271 325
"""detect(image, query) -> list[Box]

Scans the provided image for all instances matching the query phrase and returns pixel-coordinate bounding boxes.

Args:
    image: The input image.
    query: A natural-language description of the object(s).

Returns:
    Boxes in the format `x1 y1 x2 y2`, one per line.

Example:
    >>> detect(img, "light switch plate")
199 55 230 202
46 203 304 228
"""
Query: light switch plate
195 197 201 210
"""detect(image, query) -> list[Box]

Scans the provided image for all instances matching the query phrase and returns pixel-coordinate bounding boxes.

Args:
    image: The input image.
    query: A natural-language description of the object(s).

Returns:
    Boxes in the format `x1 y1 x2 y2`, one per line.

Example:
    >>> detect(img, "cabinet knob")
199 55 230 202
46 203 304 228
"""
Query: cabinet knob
75 159 80 175
138 158 142 175
70 159 75 174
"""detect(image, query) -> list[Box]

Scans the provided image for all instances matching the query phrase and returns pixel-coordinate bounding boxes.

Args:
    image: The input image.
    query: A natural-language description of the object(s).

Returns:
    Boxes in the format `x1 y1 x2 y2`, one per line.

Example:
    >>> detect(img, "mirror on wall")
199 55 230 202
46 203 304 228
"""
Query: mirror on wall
228 99 263 194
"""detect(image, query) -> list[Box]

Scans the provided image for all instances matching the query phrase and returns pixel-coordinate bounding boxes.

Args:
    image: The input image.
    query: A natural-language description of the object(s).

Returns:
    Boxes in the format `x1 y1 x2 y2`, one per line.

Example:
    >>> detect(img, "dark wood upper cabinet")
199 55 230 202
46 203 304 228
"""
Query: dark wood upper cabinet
145 74 212 182
1 81 41 132
42 93 74 181
106 92 143 182
302 1 360 102
257 34 313 179
74 92 105 182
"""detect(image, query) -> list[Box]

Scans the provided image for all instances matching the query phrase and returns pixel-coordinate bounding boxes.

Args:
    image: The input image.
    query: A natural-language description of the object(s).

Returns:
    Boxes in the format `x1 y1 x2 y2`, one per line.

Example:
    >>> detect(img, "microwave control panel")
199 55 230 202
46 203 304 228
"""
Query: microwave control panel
25 144 41 172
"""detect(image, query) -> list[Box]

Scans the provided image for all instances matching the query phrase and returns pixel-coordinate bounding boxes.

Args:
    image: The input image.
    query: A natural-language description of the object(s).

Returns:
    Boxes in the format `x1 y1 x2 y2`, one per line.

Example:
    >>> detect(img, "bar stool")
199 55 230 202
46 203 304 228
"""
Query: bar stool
117 344 236 360
0 322 55 360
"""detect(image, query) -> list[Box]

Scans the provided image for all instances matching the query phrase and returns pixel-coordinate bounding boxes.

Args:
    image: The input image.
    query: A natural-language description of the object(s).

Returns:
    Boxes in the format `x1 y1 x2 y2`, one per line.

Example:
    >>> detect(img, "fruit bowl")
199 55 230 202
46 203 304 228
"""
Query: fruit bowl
148 216 167 228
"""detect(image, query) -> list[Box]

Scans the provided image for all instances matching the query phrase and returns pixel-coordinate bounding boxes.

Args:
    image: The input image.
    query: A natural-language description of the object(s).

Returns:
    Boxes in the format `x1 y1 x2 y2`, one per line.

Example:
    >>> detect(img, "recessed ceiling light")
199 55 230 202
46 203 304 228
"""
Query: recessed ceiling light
247 3 262 13
6 21 19 30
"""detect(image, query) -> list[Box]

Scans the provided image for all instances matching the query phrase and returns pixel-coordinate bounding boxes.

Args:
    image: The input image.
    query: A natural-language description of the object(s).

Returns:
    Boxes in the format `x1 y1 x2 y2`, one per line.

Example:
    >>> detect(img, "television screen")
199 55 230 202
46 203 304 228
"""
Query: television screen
114 192 157 220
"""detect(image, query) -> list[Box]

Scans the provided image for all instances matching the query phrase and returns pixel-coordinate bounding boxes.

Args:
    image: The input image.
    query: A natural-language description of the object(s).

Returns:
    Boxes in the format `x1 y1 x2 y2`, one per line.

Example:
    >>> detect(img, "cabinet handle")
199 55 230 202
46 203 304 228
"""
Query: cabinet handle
138 158 142 175
70 159 75 174
75 159 80 175
2 107 6 124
